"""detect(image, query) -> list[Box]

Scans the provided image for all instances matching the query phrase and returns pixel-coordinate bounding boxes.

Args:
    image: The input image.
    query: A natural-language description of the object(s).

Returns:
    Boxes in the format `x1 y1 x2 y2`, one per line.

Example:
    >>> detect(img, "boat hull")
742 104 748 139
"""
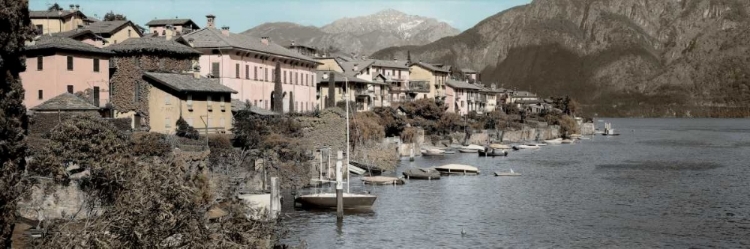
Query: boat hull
495 172 522 176
295 193 377 209
402 168 441 180
459 149 479 153
362 176 405 185
434 164 480 175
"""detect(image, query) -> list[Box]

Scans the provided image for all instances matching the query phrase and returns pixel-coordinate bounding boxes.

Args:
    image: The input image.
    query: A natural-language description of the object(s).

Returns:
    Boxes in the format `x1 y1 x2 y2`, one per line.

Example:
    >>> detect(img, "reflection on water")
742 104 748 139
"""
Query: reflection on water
281 118 750 248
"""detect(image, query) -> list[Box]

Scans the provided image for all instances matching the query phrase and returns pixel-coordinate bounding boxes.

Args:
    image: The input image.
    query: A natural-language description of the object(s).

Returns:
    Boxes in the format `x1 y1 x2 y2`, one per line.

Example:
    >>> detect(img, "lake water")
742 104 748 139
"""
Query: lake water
281 118 750 248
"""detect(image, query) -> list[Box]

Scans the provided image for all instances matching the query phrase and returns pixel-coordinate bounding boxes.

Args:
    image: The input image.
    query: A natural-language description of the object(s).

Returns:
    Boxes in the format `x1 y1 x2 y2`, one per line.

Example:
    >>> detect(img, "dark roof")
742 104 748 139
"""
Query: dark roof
462 68 477 73
30 93 99 111
316 70 371 84
107 37 201 55
29 10 86 19
144 72 237 93
85 21 141 36
480 87 504 93
51 29 101 40
181 28 318 64
446 79 481 90
372 59 409 69
339 60 374 75
411 62 450 73
84 16 100 23
145 19 199 27
25 35 113 55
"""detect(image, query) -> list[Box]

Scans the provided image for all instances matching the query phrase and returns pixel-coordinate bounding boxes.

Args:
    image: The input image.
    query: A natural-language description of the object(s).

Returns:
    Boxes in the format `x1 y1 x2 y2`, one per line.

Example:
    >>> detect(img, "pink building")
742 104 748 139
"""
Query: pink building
52 29 106 47
22 35 112 110
446 79 481 115
180 15 320 113
146 18 200 36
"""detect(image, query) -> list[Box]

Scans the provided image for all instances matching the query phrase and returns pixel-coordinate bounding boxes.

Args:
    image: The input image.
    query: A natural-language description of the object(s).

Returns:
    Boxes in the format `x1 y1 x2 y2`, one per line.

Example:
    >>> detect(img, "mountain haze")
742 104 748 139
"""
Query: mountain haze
372 0 750 117
242 9 460 55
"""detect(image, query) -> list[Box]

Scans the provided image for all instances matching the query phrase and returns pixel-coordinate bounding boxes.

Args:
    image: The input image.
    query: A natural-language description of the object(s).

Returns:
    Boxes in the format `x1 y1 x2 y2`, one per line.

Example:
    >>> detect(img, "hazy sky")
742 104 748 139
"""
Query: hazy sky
30 0 531 32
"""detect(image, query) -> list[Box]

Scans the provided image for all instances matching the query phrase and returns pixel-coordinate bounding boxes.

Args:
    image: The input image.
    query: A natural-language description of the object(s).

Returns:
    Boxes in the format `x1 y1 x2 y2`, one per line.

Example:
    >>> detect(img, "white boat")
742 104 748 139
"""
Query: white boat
434 164 480 175
362 176 405 185
459 148 479 153
561 139 574 144
295 193 377 209
530 143 547 147
495 169 522 177
513 144 540 150
422 149 445 156
490 144 512 150
544 138 563 144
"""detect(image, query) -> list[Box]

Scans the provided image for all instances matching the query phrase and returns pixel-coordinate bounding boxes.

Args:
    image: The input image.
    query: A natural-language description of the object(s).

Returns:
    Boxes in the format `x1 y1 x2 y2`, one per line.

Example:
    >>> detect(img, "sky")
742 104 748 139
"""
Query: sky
30 0 531 32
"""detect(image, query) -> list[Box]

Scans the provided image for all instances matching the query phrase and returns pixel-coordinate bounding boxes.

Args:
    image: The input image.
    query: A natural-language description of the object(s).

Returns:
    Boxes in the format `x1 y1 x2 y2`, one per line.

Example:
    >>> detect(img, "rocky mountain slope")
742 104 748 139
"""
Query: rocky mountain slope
372 0 750 117
241 9 460 55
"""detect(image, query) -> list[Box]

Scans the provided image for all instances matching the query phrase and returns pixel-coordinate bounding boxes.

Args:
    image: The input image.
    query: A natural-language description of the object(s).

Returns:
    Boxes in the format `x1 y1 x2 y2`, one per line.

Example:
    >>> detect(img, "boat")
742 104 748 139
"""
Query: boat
495 169 521 177
443 149 456 155
434 164 480 175
459 148 479 153
530 143 547 147
402 168 441 180
489 144 512 150
294 193 377 209
544 138 563 144
513 144 540 150
294 79 376 210
362 176 405 185
350 161 384 175
601 122 620 136
561 139 574 144
488 149 508 157
422 149 445 156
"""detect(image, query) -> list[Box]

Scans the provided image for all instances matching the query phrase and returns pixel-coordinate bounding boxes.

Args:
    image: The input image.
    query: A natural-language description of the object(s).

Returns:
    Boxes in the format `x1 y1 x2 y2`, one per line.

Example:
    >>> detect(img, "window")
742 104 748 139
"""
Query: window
264 68 268 82
220 117 225 127
37 56 43 70
295 101 298 111
295 72 298 85
398 70 401 79
211 62 220 77
245 65 249 79
67 56 73 71
254 100 258 106
392 69 395 76
67 85 74 93
38 90 43 100
165 117 171 128
93 87 100 107
187 94 193 110
283 71 287 84
235 63 240 78
207 95 213 111
93 58 100 72
254 66 258 80
367 68 370 75
128 29 132 37
220 95 225 110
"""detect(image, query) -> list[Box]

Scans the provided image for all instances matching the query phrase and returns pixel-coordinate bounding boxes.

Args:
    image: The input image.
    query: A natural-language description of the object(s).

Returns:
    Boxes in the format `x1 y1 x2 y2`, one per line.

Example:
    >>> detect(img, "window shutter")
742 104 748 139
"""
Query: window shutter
38 90 43 100
245 65 249 79
93 58 100 72
254 66 258 80
187 94 193 110
67 56 73 70
235 63 240 78
207 95 213 111
37 56 43 70
93 87 100 107
212 62 220 77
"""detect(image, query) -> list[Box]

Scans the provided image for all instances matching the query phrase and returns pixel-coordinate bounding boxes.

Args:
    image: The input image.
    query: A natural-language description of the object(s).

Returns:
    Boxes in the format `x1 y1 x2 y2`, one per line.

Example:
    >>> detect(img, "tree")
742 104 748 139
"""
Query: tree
47 3 62 11
273 61 283 113
0 1 33 246
326 72 335 109
175 117 199 140
103 11 127 21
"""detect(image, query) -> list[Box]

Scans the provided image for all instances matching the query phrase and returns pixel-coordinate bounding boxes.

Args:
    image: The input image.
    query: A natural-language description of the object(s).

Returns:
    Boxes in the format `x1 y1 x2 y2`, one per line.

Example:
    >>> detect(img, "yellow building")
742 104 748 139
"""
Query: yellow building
30 8 93 35
85 21 142 46
143 72 236 134
409 62 450 100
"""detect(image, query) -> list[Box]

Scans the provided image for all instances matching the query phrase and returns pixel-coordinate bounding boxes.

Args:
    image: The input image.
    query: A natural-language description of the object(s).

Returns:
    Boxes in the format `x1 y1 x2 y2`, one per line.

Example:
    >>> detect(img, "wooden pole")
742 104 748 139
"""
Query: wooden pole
336 150 344 221
270 177 279 219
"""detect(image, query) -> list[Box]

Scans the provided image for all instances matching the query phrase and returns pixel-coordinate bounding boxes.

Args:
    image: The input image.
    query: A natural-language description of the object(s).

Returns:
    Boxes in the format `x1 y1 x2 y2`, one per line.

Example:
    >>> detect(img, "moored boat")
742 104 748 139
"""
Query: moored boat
362 176 405 185
489 144 512 150
434 164 480 175
459 148 479 153
561 139 574 144
294 193 377 209
513 144 540 150
544 138 563 144
422 149 445 156
402 168 441 180
488 149 509 157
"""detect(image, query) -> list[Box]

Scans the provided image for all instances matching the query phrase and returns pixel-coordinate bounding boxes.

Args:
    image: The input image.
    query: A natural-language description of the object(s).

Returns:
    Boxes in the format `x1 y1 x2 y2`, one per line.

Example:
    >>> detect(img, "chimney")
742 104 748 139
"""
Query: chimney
69 4 74 10
221 26 230 36
291 40 295 46
206 14 216 28
261 37 269 46
75 4 80 11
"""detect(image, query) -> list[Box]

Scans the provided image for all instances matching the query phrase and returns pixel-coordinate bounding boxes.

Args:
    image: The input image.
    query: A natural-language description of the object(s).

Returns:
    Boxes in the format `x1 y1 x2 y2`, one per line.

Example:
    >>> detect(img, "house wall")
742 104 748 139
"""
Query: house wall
198 49 318 113
316 58 343 72
486 94 497 112
408 65 434 99
31 15 85 34
149 25 185 36
21 53 110 109
147 84 233 134
104 24 141 46
373 66 409 82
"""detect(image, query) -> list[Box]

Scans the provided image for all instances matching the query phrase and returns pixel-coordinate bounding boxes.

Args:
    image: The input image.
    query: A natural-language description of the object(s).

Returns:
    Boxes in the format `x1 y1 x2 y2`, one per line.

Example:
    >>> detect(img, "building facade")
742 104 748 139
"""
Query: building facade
30 7 90 35
146 18 200 36
409 62 449 101
180 15 319 113
21 36 112 110
84 20 142 46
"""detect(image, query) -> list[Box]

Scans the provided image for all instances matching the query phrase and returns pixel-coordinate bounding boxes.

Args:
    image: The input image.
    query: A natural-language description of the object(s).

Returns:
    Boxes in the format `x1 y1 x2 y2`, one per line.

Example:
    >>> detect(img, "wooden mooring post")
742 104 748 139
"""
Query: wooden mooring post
335 151 344 221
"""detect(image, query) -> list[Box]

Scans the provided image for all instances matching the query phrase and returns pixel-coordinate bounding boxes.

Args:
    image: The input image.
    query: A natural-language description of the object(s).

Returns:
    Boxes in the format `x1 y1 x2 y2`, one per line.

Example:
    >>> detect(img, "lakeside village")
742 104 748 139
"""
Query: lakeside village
12 7 612 248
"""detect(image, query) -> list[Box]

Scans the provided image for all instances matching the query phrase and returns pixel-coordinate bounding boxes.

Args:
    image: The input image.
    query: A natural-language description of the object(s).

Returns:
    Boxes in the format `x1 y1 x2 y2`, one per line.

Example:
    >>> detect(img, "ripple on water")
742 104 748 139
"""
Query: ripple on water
596 160 723 171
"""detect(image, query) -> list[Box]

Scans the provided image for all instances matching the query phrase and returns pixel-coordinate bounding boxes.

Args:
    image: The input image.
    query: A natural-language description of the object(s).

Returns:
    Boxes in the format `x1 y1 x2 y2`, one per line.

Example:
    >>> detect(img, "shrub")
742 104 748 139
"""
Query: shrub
175 117 200 140
131 132 171 157
373 107 406 137
400 127 418 143
430 134 441 146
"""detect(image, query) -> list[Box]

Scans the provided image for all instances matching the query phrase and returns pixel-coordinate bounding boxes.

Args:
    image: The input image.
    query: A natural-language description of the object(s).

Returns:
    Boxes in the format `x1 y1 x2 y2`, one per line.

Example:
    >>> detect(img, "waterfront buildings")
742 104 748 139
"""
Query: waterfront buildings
409 62 450 101
30 6 93 35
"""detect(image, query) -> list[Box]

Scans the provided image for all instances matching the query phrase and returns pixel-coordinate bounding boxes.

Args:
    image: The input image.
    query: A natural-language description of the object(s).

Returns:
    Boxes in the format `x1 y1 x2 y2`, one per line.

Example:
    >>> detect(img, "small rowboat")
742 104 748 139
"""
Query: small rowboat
361 176 405 185
544 138 563 144
459 148 479 153
402 168 441 180
434 164 480 175
490 144 512 150
422 149 445 156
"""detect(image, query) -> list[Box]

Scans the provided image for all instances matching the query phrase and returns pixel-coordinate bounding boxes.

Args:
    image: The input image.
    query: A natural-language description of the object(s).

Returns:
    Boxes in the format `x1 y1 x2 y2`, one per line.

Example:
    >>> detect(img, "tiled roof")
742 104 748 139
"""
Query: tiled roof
231 99 279 115
181 28 317 63
29 10 85 19
51 29 100 39
446 79 481 90
372 59 409 69
145 19 197 27
339 60 374 75
411 62 450 73
30 93 99 111
316 70 371 84
25 35 113 55
106 37 201 55
84 20 137 35
143 72 238 93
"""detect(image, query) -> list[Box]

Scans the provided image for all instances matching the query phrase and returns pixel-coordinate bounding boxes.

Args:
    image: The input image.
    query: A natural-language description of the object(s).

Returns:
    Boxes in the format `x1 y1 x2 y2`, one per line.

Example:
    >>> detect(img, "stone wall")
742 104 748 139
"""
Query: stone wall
581 122 596 135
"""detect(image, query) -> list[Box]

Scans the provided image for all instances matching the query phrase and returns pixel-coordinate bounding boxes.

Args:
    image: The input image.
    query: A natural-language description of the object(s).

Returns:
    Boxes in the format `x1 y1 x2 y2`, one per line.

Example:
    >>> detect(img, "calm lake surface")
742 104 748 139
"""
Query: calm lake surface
281 118 750 248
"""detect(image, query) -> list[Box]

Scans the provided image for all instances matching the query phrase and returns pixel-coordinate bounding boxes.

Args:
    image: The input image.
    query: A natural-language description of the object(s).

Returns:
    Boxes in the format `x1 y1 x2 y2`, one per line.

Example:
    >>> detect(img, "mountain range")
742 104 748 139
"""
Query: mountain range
372 0 750 117
241 9 460 56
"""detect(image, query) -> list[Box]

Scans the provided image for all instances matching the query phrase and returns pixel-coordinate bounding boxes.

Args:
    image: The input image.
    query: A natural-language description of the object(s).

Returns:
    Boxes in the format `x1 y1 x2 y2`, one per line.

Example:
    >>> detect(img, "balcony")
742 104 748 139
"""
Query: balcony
407 81 430 93
354 88 372 96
